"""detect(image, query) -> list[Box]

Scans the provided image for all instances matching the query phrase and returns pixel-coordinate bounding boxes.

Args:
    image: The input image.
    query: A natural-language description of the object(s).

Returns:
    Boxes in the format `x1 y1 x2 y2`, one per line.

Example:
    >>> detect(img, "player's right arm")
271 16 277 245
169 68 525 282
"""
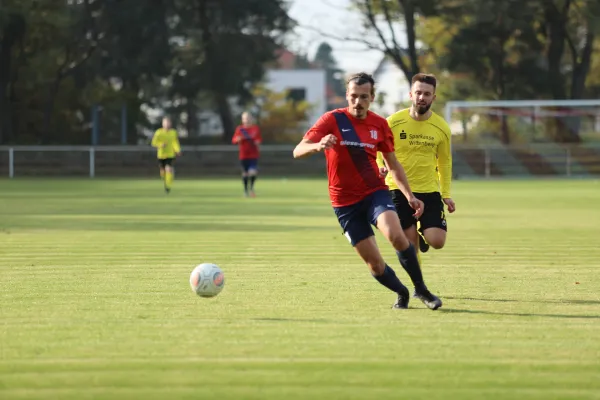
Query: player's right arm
231 127 240 144
382 152 423 218
375 115 396 176
379 124 423 217
293 113 336 158
151 130 162 148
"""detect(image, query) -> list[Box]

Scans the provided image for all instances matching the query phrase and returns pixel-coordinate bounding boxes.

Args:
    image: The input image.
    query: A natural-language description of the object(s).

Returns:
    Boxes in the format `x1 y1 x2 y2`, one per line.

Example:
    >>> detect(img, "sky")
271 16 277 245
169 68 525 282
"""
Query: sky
287 0 387 74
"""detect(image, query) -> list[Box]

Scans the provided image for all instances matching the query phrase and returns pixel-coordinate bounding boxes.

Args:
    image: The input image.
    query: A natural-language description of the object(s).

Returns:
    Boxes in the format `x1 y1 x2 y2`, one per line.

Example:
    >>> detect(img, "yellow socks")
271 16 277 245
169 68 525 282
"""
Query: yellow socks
165 170 173 189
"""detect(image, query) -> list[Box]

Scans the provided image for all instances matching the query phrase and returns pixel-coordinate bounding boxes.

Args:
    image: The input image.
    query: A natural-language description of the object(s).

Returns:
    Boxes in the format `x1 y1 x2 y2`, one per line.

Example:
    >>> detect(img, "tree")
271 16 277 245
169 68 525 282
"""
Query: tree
250 84 312 143
434 0 600 142
0 0 298 144
94 0 173 143
39 0 101 143
349 0 438 83
0 0 175 144
0 0 26 144
312 42 345 109
169 0 293 142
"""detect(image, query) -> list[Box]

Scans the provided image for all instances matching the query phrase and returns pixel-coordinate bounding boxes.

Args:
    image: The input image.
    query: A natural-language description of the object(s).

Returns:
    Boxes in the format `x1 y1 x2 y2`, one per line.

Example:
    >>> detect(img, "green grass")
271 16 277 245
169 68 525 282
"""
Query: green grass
1 178 600 400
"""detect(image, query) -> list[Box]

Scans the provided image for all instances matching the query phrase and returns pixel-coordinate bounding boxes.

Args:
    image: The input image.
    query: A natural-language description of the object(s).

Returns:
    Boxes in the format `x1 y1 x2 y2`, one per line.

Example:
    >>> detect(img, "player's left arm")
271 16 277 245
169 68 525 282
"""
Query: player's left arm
437 127 455 213
375 116 395 178
254 127 262 146
172 131 182 156
375 151 389 178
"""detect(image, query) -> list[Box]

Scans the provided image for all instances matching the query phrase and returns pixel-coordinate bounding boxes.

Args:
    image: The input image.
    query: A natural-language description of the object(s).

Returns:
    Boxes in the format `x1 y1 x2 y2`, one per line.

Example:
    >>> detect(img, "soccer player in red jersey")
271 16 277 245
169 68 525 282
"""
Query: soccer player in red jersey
232 112 262 197
293 72 442 310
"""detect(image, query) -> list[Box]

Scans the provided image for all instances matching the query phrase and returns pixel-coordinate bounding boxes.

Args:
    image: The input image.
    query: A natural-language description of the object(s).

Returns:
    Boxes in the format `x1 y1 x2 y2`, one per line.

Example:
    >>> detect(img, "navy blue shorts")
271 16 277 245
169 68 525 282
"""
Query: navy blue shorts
333 189 397 246
241 158 258 172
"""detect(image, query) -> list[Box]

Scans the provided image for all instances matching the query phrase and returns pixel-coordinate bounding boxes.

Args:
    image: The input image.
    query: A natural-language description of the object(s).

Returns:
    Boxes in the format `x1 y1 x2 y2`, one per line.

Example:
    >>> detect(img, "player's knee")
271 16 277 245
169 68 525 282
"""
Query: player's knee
429 239 445 250
389 231 409 251
426 234 446 249
358 247 386 275
248 169 257 176
367 259 386 276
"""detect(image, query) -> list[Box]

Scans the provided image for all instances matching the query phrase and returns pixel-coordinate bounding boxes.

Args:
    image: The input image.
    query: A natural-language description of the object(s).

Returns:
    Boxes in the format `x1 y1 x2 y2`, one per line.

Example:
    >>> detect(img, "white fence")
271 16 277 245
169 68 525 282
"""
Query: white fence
0 144 599 178
0 145 303 178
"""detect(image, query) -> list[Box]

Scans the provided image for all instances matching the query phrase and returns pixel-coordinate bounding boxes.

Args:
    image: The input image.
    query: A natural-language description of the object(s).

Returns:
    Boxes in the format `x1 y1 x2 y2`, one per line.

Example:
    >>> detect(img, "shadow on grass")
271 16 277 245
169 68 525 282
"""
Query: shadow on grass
0 221 334 232
445 296 600 306
440 308 600 320
250 317 331 323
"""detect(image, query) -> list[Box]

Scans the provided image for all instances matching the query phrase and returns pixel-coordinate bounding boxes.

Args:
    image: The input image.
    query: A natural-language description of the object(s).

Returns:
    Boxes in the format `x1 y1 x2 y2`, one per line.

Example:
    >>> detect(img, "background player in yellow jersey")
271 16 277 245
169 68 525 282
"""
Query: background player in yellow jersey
377 73 456 264
151 116 181 193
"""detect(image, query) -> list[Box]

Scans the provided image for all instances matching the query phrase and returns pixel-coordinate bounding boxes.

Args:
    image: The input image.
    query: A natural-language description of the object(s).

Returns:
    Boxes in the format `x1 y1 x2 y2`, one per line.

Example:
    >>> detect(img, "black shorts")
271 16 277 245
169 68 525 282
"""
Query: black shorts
158 158 174 167
390 190 447 231
333 190 397 246
240 158 258 172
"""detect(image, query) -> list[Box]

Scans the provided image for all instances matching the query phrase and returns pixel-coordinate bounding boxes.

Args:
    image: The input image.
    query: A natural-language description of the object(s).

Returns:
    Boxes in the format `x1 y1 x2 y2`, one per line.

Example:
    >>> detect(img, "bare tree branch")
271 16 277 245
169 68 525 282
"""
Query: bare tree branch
565 31 578 64
363 0 411 77
298 24 387 53
398 0 418 76
380 0 401 57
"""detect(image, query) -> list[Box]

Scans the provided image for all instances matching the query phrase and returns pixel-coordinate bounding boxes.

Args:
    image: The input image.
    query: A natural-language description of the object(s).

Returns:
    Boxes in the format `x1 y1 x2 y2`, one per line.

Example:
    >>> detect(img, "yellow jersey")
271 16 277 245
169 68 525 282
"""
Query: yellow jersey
151 128 181 159
377 109 452 198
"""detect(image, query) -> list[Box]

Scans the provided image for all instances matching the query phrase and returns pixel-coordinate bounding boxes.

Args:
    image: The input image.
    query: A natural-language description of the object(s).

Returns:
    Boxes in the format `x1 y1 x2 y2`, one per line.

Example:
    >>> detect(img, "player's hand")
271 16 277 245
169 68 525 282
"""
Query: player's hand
378 167 388 178
176 152 182 157
318 134 337 151
160 143 166 148
408 196 425 219
443 198 456 213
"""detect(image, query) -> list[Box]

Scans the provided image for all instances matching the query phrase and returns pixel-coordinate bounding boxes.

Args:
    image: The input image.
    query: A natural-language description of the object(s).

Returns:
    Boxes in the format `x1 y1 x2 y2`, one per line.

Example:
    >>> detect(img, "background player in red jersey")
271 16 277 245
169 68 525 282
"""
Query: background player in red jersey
292 72 442 310
232 112 262 197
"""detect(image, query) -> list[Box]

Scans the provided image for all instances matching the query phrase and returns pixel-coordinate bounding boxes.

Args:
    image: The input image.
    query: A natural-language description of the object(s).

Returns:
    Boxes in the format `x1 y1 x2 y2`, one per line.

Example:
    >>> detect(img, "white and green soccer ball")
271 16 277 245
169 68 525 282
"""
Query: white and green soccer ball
189 263 225 298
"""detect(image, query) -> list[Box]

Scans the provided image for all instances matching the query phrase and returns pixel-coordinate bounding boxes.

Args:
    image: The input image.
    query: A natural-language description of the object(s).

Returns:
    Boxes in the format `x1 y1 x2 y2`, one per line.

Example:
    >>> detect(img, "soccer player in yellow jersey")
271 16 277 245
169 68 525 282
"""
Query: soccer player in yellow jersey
151 116 181 193
377 73 456 263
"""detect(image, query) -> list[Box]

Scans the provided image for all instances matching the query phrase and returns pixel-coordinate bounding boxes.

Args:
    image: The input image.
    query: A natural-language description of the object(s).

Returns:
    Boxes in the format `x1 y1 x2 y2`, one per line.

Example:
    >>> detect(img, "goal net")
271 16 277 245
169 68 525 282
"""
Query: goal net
444 100 600 144
444 100 600 177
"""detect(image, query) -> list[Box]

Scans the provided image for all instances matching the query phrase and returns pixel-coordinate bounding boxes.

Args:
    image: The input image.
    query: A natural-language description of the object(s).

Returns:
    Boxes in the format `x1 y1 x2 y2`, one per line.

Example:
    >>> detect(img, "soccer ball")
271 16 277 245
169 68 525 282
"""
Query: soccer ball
189 263 225 297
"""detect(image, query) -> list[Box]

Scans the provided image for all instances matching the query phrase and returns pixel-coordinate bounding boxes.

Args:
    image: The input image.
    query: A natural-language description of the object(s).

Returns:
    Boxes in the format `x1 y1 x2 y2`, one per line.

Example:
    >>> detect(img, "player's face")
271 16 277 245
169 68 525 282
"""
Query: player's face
242 113 252 125
346 82 374 119
162 118 171 129
410 81 436 115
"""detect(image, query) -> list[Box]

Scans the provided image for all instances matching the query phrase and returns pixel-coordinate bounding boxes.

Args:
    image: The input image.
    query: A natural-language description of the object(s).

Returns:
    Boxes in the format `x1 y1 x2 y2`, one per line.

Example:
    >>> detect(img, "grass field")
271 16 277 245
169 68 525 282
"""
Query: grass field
1 178 600 399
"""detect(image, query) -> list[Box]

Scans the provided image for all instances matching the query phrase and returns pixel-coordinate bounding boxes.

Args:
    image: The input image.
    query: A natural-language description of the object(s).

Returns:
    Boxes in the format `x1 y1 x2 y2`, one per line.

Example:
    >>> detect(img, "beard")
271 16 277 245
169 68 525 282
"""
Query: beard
351 106 366 118
414 102 431 115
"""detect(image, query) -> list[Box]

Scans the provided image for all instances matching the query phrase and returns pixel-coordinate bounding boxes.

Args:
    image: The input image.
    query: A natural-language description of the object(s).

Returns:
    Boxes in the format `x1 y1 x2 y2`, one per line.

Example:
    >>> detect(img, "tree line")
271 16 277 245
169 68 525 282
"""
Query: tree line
0 0 292 145
1 0 598 145
349 0 600 143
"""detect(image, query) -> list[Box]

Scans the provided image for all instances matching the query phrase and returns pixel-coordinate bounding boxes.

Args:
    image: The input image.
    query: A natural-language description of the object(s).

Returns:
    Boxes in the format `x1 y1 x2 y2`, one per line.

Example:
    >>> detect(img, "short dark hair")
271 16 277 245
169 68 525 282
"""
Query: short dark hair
411 73 437 90
346 72 375 95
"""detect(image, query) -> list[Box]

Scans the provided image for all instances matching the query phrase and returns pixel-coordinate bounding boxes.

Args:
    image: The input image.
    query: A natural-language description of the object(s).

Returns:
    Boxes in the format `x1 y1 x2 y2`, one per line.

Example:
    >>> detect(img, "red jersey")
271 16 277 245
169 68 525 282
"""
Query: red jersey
232 125 262 160
304 108 395 207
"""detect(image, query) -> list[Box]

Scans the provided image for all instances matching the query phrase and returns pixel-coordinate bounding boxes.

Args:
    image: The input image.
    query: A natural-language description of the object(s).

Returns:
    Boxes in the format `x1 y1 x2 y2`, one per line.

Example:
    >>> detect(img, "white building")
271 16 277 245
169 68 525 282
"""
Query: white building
196 68 327 136
264 69 327 127
372 56 411 116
